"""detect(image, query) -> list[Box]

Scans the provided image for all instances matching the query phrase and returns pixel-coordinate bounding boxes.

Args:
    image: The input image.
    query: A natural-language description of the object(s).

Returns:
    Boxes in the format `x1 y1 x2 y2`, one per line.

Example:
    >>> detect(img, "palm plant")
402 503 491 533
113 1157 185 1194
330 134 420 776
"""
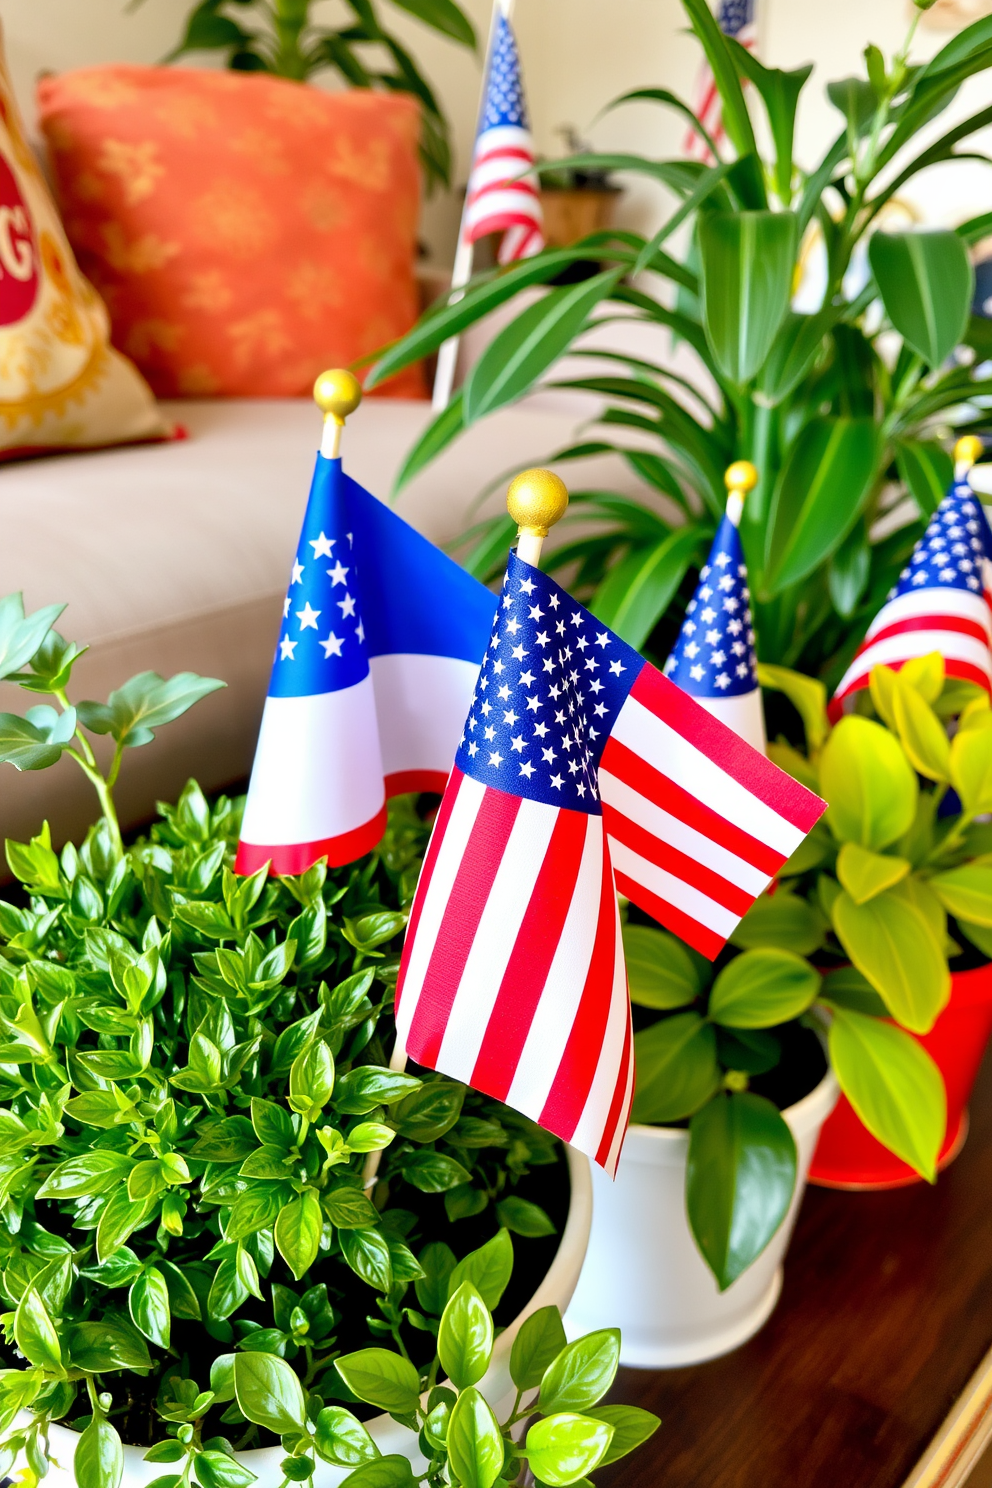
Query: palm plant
368 0 992 682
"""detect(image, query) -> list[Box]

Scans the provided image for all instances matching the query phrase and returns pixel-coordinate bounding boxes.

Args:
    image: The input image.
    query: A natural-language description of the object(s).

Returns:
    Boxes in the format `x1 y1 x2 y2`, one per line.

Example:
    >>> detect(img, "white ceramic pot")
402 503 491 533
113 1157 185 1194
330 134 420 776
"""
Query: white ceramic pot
564 1070 838 1368
32 1148 592 1487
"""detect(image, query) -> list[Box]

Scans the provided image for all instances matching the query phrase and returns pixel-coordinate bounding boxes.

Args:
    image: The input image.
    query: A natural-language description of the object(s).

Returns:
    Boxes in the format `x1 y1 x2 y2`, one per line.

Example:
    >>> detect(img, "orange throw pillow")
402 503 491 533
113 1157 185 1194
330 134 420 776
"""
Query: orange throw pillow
0 26 166 458
36 67 426 400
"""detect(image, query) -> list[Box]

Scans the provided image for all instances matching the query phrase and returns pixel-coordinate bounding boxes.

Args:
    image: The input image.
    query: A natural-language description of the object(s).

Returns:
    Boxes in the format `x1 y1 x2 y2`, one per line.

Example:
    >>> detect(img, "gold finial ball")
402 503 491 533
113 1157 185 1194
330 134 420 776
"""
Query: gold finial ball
314 368 362 424
725 459 759 495
506 468 569 534
955 434 984 467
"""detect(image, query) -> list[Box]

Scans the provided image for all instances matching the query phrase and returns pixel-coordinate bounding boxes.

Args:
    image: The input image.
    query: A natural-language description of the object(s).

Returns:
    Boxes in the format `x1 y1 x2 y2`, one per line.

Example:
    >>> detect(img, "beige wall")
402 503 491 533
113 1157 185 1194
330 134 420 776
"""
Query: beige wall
2 0 990 263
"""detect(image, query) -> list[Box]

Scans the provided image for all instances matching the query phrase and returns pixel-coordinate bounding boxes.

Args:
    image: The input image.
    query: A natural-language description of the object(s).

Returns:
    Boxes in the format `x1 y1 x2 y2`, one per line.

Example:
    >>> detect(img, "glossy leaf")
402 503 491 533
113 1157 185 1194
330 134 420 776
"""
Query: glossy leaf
869 231 973 366
275 1192 323 1281
763 418 878 593
525 1413 613 1488
951 725 992 813
447 1387 504 1488
622 923 701 1008
836 843 910 905
892 682 951 781
446 1229 513 1311
438 1282 493 1389
819 715 918 850
75 1417 123 1488
510 1305 567 1391
686 1091 797 1290
930 865 992 927
894 439 954 517
538 1329 620 1414
730 892 826 956
233 1352 308 1435
698 210 797 385
334 1348 421 1415
631 1012 721 1124
584 1405 661 1465
314 1407 381 1467
130 1266 171 1348
708 949 819 1028
831 885 949 1033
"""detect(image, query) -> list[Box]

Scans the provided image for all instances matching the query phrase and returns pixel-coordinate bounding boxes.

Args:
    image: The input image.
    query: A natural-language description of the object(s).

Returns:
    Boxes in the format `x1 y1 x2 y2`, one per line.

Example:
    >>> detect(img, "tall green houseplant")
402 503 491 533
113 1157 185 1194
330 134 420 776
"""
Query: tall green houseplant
369 0 992 680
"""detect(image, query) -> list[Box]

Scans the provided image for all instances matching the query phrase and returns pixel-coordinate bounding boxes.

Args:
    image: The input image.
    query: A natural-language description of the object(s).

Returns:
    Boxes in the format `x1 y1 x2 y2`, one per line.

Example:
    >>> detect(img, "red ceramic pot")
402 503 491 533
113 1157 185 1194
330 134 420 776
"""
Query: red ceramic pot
808 962 992 1190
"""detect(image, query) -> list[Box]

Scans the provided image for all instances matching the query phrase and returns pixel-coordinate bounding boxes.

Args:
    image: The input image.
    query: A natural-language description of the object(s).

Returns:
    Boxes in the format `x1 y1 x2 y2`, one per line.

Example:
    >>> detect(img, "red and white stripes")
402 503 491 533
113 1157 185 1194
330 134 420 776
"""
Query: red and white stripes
832 588 992 713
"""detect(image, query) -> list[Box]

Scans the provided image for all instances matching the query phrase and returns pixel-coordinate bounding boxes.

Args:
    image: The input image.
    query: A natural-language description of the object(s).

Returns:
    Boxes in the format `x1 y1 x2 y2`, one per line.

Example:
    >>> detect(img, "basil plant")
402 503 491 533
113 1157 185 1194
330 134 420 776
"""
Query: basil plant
367 0 992 684
0 594 567 1488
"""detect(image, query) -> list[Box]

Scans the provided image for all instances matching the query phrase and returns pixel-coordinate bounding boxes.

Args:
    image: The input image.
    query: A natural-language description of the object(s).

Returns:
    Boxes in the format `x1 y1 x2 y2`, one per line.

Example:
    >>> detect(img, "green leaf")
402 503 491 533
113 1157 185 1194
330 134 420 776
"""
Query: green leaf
96 1188 155 1265
831 885 949 1033
194 1451 257 1488
892 681 951 781
337 1458 415 1488
590 526 704 650
698 210 797 385
0 594 65 682
75 1416 123 1488
763 418 878 594
894 439 954 518
584 1405 660 1466
314 1406 381 1467
334 1348 421 1415
756 306 841 406
819 967 889 1018
869 230 973 366
728 43 811 203
447 1229 513 1311
622 923 701 1008
339 1227 393 1292
525 1414 614 1488
77 671 225 749
836 843 911 905
495 1195 556 1237
14 1285 63 1373
447 1387 504 1488
438 1282 493 1389
389 1079 464 1141
275 1192 323 1281
389 0 475 48
708 948 819 1028
233 1352 308 1435
463 270 623 423
730 891 825 956
67 1318 151 1373
510 1305 567 1391
681 0 757 158
828 520 871 620
930 865 992 927
819 715 918 850
827 76 878 136
129 1266 171 1348
288 1040 334 1120
538 1329 620 1414
826 1007 945 1181
0 708 75 771
686 1091 797 1290
395 1149 471 1192
334 1066 421 1114
37 1150 133 1199
414 1242 456 1316
951 724 992 813
631 1012 720 1124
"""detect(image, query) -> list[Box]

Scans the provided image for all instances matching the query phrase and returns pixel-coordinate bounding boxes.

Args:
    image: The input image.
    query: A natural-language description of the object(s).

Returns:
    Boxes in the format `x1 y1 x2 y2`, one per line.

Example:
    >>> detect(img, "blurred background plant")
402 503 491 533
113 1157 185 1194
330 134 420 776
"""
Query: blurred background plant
131 0 477 190
368 0 992 687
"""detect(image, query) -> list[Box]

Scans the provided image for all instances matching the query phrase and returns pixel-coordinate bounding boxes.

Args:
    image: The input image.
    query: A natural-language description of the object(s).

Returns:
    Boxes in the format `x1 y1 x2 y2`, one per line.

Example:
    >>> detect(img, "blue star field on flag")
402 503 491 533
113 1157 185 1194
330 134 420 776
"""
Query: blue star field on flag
481 14 530 131
454 552 642 813
890 483 990 598
664 513 757 698
718 0 754 34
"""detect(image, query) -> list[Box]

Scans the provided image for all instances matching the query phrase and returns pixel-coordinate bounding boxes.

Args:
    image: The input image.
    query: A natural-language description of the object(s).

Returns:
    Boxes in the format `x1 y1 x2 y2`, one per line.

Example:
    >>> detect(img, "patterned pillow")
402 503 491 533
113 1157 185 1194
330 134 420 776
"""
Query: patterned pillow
0 26 166 459
36 67 427 399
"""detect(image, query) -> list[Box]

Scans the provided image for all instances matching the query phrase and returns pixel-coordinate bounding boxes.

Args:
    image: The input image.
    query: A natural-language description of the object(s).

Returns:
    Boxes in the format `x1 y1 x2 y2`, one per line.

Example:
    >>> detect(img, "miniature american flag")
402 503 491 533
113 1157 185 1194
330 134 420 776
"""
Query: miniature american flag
664 481 766 751
395 553 826 1173
685 0 757 161
463 12 544 264
831 478 992 717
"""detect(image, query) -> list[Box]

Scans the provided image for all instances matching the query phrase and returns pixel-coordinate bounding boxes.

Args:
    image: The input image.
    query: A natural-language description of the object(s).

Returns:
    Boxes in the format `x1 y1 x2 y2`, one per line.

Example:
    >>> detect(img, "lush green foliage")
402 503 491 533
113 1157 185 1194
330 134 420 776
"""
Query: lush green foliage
141 0 477 190
367 1 992 680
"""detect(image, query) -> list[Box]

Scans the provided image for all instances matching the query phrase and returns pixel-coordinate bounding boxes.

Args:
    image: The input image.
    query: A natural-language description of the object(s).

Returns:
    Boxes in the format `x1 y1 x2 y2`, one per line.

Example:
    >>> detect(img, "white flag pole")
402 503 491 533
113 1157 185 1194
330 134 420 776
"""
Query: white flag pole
431 0 516 413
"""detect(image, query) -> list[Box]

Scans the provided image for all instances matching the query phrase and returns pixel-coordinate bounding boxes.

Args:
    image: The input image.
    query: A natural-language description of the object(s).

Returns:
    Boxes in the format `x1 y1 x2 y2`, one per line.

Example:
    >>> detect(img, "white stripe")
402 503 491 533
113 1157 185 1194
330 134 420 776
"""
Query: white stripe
239 680 384 848
598 770 769 897
473 124 535 159
836 629 992 696
611 695 805 857
506 817 604 1118
569 890 628 1160
394 775 486 1044
610 838 741 941
603 1047 635 1178
468 155 539 193
436 798 559 1082
370 654 479 781
690 688 766 753
465 189 542 232
865 586 992 642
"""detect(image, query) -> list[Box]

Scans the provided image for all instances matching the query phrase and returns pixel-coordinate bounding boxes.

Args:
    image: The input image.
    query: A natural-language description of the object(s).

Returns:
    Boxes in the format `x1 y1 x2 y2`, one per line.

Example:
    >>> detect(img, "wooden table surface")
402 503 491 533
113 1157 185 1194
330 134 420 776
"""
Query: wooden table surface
601 1049 992 1488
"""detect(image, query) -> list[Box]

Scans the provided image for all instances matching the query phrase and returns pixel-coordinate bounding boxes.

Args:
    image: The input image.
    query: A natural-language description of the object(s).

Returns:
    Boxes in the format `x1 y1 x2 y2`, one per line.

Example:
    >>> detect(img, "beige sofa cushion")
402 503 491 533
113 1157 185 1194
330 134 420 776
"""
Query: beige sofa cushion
0 396 649 848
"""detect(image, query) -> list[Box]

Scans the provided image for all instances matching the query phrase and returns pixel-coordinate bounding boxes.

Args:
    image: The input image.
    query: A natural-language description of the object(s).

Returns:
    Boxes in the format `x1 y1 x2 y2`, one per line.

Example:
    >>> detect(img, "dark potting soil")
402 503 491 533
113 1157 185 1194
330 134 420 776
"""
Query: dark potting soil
748 1021 827 1111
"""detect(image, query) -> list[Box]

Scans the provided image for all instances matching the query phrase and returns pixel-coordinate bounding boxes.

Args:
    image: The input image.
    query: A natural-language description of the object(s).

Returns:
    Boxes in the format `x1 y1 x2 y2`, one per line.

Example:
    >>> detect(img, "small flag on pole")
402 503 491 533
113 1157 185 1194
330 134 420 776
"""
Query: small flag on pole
664 460 766 751
236 372 496 877
685 0 758 161
831 437 992 718
396 470 826 1174
463 10 544 264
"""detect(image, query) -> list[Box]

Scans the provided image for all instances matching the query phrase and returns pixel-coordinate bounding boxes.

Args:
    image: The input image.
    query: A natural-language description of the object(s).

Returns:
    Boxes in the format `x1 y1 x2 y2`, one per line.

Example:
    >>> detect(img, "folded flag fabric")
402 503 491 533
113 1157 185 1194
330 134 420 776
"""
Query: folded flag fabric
685 0 757 162
236 455 496 876
395 551 826 1173
663 480 765 751
831 476 992 717
463 10 544 265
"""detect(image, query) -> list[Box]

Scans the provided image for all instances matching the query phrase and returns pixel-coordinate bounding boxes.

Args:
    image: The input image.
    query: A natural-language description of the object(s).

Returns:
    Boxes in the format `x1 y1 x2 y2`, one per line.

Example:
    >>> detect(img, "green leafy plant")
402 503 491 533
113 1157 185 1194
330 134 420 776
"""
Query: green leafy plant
142 0 477 190
366 1 992 678
0 595 571 1486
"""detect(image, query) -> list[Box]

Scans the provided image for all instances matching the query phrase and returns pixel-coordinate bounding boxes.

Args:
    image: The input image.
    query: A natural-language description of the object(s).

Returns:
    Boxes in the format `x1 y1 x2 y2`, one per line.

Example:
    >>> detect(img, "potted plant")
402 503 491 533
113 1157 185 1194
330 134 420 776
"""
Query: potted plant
0 593 616 1487
760 652 992 1189
365 0 992 685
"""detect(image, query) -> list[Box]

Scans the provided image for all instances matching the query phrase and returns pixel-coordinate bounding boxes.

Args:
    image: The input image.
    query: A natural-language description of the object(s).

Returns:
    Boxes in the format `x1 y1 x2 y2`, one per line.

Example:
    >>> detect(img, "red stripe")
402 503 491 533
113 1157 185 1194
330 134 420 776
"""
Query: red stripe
235 805 386 877
540 832 616 1142
470 809 589 1102
385 769 449 798
601 735 785 877
473 145 535 168
404 785 522 1069
395 771 465 1014
630 668 825 833
832 656 992 717
614 868 725 960
595 1005 633 1171
467 213 543 247
862 613 990 649
605 802 757 917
